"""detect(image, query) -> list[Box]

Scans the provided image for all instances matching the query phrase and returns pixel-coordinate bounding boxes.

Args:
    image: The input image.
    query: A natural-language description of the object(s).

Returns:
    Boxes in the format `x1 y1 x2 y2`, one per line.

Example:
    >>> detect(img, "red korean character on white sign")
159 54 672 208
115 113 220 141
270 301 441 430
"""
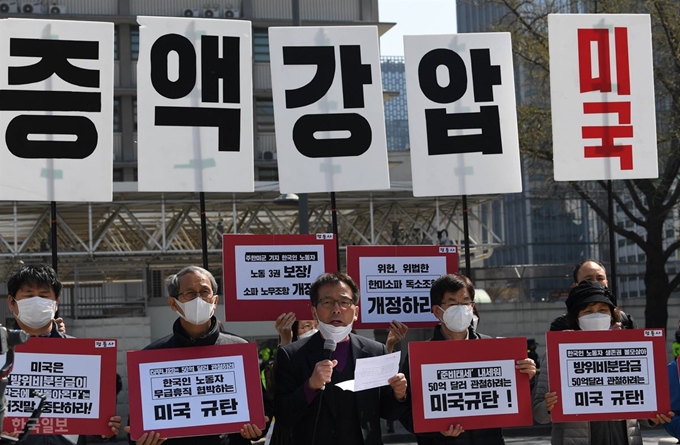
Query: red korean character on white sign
550 14 658 181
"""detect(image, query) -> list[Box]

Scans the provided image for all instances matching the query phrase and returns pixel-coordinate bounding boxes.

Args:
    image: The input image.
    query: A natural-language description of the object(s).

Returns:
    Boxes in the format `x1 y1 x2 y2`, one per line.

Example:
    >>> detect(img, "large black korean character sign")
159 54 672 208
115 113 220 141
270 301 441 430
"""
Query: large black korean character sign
284 45 372 158
419 48 502 156
151 34 241 152
0 38 101 159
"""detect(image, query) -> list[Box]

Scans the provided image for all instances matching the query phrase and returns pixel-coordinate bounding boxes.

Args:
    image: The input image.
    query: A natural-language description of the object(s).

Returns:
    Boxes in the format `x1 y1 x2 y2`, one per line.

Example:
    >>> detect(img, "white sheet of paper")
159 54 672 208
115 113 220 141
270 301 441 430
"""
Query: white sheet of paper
339 351 401 392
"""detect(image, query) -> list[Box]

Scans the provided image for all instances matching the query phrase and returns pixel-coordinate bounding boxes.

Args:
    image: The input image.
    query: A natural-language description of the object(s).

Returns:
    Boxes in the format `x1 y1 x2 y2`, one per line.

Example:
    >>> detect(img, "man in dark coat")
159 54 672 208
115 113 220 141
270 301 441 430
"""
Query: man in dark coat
399 273 536 445
273 272 408 445
125 266 264 445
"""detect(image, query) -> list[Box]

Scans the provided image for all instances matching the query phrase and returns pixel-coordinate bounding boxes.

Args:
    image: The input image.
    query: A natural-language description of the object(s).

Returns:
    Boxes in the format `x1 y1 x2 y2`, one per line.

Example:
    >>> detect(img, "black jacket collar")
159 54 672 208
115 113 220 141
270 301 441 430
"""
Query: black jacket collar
171 316 220 346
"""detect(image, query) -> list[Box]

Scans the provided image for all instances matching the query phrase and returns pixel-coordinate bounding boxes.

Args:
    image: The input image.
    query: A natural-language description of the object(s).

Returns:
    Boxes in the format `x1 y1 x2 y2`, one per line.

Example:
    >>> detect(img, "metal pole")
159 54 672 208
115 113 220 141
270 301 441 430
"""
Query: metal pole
331 192 340 271
200 192 209 270
51 201 58 273
291 0 309 235
607 180 618 303
462 195 471 277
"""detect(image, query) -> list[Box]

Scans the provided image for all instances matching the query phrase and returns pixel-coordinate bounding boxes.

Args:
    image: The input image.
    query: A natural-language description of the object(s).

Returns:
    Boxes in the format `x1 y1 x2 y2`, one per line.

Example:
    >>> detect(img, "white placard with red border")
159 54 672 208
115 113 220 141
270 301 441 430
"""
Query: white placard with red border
546 329 669 421
347 245 458 329
549 14 658 181
222 234 337 321
269 26 390 194
404 33 522 197
408 337 533 433
137 16 254 192
2 338 117 436
0 19 113 202
127 343 264 440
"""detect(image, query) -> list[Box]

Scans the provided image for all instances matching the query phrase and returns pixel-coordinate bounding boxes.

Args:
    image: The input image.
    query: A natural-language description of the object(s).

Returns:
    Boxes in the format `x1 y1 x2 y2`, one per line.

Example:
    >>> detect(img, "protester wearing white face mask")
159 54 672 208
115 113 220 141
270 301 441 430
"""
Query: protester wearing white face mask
398 273 536 445
533 280 672 445
273 272 409 445
7 264 124 445
8 266 60 337
126 266 267 445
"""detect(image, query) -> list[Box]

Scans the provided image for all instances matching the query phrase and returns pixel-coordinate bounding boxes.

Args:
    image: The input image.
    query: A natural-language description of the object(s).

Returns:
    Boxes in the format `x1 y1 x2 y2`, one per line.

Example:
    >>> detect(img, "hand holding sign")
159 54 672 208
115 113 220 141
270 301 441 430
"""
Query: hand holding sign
123 427 166 445
440 424 464 437
103 415 122 439
515 358 537 379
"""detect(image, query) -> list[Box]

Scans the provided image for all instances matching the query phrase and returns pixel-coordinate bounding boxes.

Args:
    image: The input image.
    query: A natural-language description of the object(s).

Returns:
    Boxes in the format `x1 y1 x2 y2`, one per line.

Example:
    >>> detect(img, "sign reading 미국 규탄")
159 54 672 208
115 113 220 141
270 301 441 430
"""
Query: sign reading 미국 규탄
127 343 265 440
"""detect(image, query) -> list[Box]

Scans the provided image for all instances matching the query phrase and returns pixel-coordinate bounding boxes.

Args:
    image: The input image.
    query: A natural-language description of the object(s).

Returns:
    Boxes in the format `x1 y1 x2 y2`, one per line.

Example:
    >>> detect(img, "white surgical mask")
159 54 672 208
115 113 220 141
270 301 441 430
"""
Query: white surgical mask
297 328 318 340
176 297 215 325
439 304 474 333
15 297 57 329
578 313 611 331
317 321 352 343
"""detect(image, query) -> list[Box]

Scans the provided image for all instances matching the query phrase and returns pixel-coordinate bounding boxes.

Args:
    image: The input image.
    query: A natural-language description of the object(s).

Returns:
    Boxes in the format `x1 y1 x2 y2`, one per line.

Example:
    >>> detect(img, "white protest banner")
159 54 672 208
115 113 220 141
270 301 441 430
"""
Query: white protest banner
270 26 390 194
408 338 533 433
223 234 337 321
547 329 670 421
137 16 254 192
347 245 458 328
549 14 658 181
0 19 113 201
404 33 521 197
127 343 265 440
2 338 117 436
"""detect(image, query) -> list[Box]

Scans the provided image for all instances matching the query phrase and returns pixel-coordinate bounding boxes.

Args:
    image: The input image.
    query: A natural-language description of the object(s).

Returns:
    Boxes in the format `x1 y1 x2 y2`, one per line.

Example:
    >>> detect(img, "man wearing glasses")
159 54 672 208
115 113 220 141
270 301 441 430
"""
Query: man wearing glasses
273 272 408 445
398 273 536 444
126 266 264 445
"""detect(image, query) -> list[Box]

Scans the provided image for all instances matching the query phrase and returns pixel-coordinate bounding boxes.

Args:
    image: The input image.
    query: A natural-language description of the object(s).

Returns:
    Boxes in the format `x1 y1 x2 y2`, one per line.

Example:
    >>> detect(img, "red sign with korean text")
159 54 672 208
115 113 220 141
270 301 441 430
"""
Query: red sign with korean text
222 233 337 321
408 338 533 433
127 343 265 440
2 338 117 436
347 245 458 329
546 329 670 422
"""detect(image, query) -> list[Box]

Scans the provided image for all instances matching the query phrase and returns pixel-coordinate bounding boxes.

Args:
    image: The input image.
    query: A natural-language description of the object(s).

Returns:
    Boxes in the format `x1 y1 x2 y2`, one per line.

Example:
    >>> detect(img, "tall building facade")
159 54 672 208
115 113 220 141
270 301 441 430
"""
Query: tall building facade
381 55 410 151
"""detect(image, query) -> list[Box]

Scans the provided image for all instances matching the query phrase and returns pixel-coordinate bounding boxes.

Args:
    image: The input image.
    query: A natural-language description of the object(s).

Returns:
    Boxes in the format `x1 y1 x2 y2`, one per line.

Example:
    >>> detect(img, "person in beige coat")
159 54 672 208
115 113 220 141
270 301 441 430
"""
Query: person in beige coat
532 280 672 445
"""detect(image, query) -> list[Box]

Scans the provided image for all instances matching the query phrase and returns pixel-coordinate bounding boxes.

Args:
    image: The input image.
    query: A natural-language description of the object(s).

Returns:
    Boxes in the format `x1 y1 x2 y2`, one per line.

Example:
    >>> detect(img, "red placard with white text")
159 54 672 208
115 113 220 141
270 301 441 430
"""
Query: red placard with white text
549 14 658 181
2 338 117 436
408 338 533 433
222 234 337 321
547 329 669 422
347 245 458 329
127 343 265 440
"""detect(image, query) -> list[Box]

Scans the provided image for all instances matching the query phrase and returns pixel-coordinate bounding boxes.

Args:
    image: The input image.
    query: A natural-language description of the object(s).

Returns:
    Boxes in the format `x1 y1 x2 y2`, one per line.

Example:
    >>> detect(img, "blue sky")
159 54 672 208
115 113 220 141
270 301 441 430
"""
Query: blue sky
378 0 457 56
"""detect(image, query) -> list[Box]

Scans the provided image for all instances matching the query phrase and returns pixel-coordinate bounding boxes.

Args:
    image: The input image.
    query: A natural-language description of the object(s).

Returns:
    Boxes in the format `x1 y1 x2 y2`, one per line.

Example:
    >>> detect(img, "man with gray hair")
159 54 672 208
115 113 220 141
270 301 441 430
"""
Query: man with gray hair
125 266 265 445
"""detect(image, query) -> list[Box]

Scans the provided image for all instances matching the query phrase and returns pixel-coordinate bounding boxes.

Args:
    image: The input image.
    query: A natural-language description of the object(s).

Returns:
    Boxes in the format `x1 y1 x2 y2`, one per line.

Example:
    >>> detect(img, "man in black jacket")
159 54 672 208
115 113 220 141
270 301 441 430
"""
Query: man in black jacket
125 266 264 445
5 264 122 445
549 260 636 331
399 274 536 445
273 272 408 445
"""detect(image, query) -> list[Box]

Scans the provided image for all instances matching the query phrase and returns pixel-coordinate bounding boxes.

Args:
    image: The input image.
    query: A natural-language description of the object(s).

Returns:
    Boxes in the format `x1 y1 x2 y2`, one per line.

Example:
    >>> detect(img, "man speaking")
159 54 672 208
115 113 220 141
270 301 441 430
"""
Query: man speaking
273 273 408 445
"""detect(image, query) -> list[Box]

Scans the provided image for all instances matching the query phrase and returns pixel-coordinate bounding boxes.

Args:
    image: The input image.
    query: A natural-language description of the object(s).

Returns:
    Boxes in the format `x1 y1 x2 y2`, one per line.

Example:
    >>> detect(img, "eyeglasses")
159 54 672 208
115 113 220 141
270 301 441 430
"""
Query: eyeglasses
178 289 213 301
443 301 473 307
317 298 355 309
